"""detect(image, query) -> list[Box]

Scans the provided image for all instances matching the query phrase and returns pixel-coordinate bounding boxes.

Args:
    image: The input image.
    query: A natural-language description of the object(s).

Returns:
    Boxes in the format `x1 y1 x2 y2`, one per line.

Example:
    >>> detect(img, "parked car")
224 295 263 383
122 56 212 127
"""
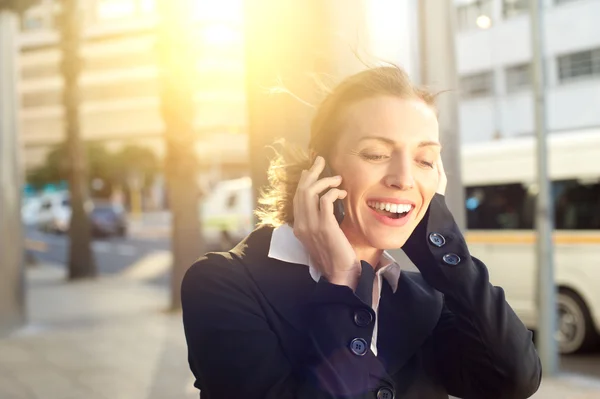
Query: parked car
89 202 127 237
36 192 71 233
37 194 127 238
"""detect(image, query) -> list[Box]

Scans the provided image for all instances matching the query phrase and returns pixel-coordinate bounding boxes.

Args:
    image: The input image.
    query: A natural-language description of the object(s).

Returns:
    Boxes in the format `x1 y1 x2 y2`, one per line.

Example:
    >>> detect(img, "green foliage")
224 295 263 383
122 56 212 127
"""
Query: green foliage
27 142 162 193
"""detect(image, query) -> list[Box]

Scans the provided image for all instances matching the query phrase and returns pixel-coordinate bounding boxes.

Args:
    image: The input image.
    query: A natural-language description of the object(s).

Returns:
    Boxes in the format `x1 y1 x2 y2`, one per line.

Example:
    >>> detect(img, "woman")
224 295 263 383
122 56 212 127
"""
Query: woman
182 66 542 399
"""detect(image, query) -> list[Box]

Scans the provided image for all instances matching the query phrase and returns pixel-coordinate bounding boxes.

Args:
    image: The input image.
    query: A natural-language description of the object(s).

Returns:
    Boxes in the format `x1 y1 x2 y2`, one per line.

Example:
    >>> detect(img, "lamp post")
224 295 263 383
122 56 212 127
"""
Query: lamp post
529 0 559 377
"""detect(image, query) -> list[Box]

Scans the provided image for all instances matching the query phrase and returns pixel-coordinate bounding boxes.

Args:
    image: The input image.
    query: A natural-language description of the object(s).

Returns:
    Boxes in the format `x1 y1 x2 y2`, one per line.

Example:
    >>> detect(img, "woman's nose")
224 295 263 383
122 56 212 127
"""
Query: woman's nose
383 159 415 190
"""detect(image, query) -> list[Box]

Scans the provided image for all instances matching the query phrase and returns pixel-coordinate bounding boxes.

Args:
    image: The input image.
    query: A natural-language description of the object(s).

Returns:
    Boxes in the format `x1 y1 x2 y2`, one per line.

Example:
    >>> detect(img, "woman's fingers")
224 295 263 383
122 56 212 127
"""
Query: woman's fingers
319 188 347 222
308 175 342 197
298 156 326 190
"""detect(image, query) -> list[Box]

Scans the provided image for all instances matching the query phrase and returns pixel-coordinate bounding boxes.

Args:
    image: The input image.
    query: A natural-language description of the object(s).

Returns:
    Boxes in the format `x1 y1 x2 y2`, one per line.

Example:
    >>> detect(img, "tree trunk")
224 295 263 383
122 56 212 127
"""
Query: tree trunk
156 0 203 311
59 0 96 279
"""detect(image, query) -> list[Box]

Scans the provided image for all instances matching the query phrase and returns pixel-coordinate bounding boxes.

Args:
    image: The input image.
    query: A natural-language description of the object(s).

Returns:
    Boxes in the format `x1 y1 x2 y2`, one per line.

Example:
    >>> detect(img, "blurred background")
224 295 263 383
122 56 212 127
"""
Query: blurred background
2 0 600 398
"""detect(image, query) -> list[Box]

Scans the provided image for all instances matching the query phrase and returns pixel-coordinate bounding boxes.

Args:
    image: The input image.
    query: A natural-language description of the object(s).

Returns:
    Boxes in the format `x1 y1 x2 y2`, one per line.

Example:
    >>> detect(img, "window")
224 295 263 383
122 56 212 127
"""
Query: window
226 193 238 209
82 79 159 102
459 71 494 98
503 0 529 18
21 63 60 80
558 48 600 83
466 179 600 230
506 63 531 93
466 184 534 230
84 52 157 72
22 90 62 108
456 0 493 32
554 180 600 230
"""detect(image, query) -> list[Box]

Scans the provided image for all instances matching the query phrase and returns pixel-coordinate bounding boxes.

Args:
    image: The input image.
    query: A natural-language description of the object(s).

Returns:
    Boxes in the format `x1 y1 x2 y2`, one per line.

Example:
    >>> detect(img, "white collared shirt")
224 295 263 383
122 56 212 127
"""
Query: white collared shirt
267 224 402 356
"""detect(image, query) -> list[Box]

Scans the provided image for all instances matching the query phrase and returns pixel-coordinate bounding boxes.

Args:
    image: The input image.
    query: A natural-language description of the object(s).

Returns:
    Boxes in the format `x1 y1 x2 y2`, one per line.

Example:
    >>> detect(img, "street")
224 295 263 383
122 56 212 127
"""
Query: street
24 225 600 379
24 225 172 285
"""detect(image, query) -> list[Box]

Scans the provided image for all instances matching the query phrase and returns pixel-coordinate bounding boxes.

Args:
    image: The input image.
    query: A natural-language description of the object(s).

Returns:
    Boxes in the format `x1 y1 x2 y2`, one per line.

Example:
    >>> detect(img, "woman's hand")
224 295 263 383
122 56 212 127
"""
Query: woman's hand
436 157 447 196
292 156 361 290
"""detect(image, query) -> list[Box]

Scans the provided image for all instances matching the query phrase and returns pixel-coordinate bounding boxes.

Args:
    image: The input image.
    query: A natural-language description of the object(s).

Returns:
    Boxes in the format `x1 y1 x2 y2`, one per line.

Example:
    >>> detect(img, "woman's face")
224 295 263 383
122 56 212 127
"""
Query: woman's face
329 95 441 250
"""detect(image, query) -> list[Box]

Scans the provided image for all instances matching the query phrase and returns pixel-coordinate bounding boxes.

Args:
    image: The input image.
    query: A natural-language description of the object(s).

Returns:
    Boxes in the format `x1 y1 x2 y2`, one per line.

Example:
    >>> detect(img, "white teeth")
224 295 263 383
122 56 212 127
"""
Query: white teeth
368 201 413 213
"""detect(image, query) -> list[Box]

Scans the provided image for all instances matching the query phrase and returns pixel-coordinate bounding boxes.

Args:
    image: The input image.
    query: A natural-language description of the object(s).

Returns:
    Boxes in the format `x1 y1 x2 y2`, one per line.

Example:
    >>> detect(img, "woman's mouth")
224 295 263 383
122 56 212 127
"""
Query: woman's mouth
366 200 415 227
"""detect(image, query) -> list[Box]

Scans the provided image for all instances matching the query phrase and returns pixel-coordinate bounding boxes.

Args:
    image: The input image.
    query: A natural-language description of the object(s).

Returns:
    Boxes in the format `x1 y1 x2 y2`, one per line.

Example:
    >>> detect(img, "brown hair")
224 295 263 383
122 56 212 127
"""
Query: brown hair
255 65 438 227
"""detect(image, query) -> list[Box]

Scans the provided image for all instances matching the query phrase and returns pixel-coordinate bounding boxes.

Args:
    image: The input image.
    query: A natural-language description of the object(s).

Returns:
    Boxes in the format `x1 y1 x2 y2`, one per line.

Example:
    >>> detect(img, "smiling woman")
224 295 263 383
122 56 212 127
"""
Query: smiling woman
181 66 542 399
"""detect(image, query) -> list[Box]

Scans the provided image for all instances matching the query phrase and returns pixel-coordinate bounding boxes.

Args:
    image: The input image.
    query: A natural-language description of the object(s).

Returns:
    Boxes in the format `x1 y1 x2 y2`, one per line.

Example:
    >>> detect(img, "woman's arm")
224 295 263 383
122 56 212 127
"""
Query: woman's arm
402 193 542 399
181 253 390 399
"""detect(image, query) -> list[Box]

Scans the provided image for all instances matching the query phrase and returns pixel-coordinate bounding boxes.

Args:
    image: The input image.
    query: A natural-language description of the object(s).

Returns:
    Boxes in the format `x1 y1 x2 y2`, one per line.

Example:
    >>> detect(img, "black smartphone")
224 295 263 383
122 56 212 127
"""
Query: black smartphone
321 164 345 225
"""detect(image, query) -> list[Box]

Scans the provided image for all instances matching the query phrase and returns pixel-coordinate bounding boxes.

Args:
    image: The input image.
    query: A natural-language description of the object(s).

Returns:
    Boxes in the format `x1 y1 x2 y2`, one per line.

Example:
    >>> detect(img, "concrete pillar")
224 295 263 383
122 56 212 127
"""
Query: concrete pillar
418 0 466 230
0 8 26 337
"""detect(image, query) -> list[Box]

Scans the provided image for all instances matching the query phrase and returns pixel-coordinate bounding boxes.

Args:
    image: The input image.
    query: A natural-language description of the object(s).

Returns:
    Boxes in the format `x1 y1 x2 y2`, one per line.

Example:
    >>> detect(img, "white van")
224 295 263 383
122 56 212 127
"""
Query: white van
200 177 254 250
36 192 72 233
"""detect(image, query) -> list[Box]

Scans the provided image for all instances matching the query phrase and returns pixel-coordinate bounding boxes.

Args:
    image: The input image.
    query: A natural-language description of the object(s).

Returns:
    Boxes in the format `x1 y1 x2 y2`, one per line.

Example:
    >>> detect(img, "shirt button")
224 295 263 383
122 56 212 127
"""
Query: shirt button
349 338 368 356
429 232 446 247
353 309 373 327
442 253 461 266
376 386 395 399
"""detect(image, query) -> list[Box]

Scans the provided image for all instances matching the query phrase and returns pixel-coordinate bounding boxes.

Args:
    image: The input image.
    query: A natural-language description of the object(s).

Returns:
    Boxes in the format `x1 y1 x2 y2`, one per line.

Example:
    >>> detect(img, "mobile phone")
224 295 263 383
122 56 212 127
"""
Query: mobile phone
321 164 345 225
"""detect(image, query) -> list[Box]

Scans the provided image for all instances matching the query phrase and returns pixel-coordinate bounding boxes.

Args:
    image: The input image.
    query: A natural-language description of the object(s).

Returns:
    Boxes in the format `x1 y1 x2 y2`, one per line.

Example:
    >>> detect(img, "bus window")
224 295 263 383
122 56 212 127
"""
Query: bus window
554 180 600 230
465 183 533 230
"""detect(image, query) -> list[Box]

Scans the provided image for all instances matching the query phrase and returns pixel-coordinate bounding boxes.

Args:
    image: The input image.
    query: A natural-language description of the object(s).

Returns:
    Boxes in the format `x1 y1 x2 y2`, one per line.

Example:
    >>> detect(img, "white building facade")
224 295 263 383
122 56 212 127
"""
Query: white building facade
454 0 600 143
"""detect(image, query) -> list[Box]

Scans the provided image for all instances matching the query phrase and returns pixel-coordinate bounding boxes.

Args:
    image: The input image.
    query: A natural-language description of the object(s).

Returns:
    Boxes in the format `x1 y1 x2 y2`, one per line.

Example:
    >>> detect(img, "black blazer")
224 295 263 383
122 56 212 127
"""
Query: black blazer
181 194 542 399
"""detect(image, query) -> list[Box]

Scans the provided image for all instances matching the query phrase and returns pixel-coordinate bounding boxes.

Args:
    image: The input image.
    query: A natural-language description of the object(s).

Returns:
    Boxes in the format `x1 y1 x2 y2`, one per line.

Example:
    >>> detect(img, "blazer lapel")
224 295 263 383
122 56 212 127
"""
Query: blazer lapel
376 271 444 377
230 225 316 333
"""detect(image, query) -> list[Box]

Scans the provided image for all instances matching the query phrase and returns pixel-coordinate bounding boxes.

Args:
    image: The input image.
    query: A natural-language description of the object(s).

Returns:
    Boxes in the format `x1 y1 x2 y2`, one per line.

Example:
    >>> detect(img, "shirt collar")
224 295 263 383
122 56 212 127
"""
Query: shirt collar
267 224 401 292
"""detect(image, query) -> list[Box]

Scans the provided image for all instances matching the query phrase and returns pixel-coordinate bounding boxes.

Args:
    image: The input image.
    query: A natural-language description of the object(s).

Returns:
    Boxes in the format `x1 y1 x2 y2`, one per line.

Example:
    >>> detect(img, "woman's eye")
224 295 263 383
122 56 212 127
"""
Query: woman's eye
419 160 435 168
361 154 389 161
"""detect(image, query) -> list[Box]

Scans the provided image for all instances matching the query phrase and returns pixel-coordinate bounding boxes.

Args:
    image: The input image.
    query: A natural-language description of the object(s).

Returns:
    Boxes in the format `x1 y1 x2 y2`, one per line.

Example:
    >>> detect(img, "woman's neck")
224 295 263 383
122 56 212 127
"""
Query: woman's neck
353 246 384 270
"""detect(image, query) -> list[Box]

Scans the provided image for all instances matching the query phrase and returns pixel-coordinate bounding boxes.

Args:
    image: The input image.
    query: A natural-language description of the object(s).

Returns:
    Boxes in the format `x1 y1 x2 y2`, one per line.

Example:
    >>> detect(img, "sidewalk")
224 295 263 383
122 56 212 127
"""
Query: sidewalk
0 265 196 399
1 264 600 399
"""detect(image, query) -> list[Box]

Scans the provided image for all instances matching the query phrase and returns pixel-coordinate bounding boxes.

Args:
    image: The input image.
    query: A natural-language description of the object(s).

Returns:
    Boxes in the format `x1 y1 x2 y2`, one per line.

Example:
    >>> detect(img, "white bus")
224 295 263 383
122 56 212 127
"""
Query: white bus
462 128 600 354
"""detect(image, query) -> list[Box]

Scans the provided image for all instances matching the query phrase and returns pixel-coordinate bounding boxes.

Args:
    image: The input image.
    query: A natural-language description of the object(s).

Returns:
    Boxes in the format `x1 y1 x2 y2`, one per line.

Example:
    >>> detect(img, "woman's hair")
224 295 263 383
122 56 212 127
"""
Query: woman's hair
255 65 438 227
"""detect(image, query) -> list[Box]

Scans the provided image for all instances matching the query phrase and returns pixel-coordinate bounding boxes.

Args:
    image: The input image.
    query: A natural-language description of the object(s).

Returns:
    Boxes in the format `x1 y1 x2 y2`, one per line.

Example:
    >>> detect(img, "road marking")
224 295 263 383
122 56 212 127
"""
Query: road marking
116 244 137 256
120 251 171 280
92 242 111 253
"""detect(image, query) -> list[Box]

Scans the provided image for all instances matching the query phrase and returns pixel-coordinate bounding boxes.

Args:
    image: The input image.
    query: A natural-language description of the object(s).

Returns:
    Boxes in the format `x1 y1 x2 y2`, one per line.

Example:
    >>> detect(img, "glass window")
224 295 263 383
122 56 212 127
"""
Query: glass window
466 184 534 230
456 0 493 32
506 63 531 93
459 71 494 99
22 90 62 108
84 52 157 72
554 180 600 230
558 48 600 83
503 0 529 18
82 79 159 102
21 63 60 80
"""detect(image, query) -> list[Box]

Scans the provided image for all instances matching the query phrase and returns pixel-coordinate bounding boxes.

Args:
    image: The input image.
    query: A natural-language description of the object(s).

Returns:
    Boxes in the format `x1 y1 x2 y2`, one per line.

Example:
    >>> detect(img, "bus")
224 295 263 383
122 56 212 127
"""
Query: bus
462 128 600 354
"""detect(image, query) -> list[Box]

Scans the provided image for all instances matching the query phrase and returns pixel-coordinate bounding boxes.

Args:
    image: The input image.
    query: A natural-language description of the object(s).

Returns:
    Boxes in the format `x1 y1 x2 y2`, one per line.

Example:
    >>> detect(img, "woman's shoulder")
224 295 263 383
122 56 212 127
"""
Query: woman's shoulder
182 253 240 301
181 225 275 301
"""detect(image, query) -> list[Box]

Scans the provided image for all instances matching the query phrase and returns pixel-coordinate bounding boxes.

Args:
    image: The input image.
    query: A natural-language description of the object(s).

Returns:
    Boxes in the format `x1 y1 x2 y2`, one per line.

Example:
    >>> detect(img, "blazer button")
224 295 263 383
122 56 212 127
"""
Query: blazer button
442 253 461 266
349 338 368 356
376 386 395 399
353 309 373 327
429 232 446 247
